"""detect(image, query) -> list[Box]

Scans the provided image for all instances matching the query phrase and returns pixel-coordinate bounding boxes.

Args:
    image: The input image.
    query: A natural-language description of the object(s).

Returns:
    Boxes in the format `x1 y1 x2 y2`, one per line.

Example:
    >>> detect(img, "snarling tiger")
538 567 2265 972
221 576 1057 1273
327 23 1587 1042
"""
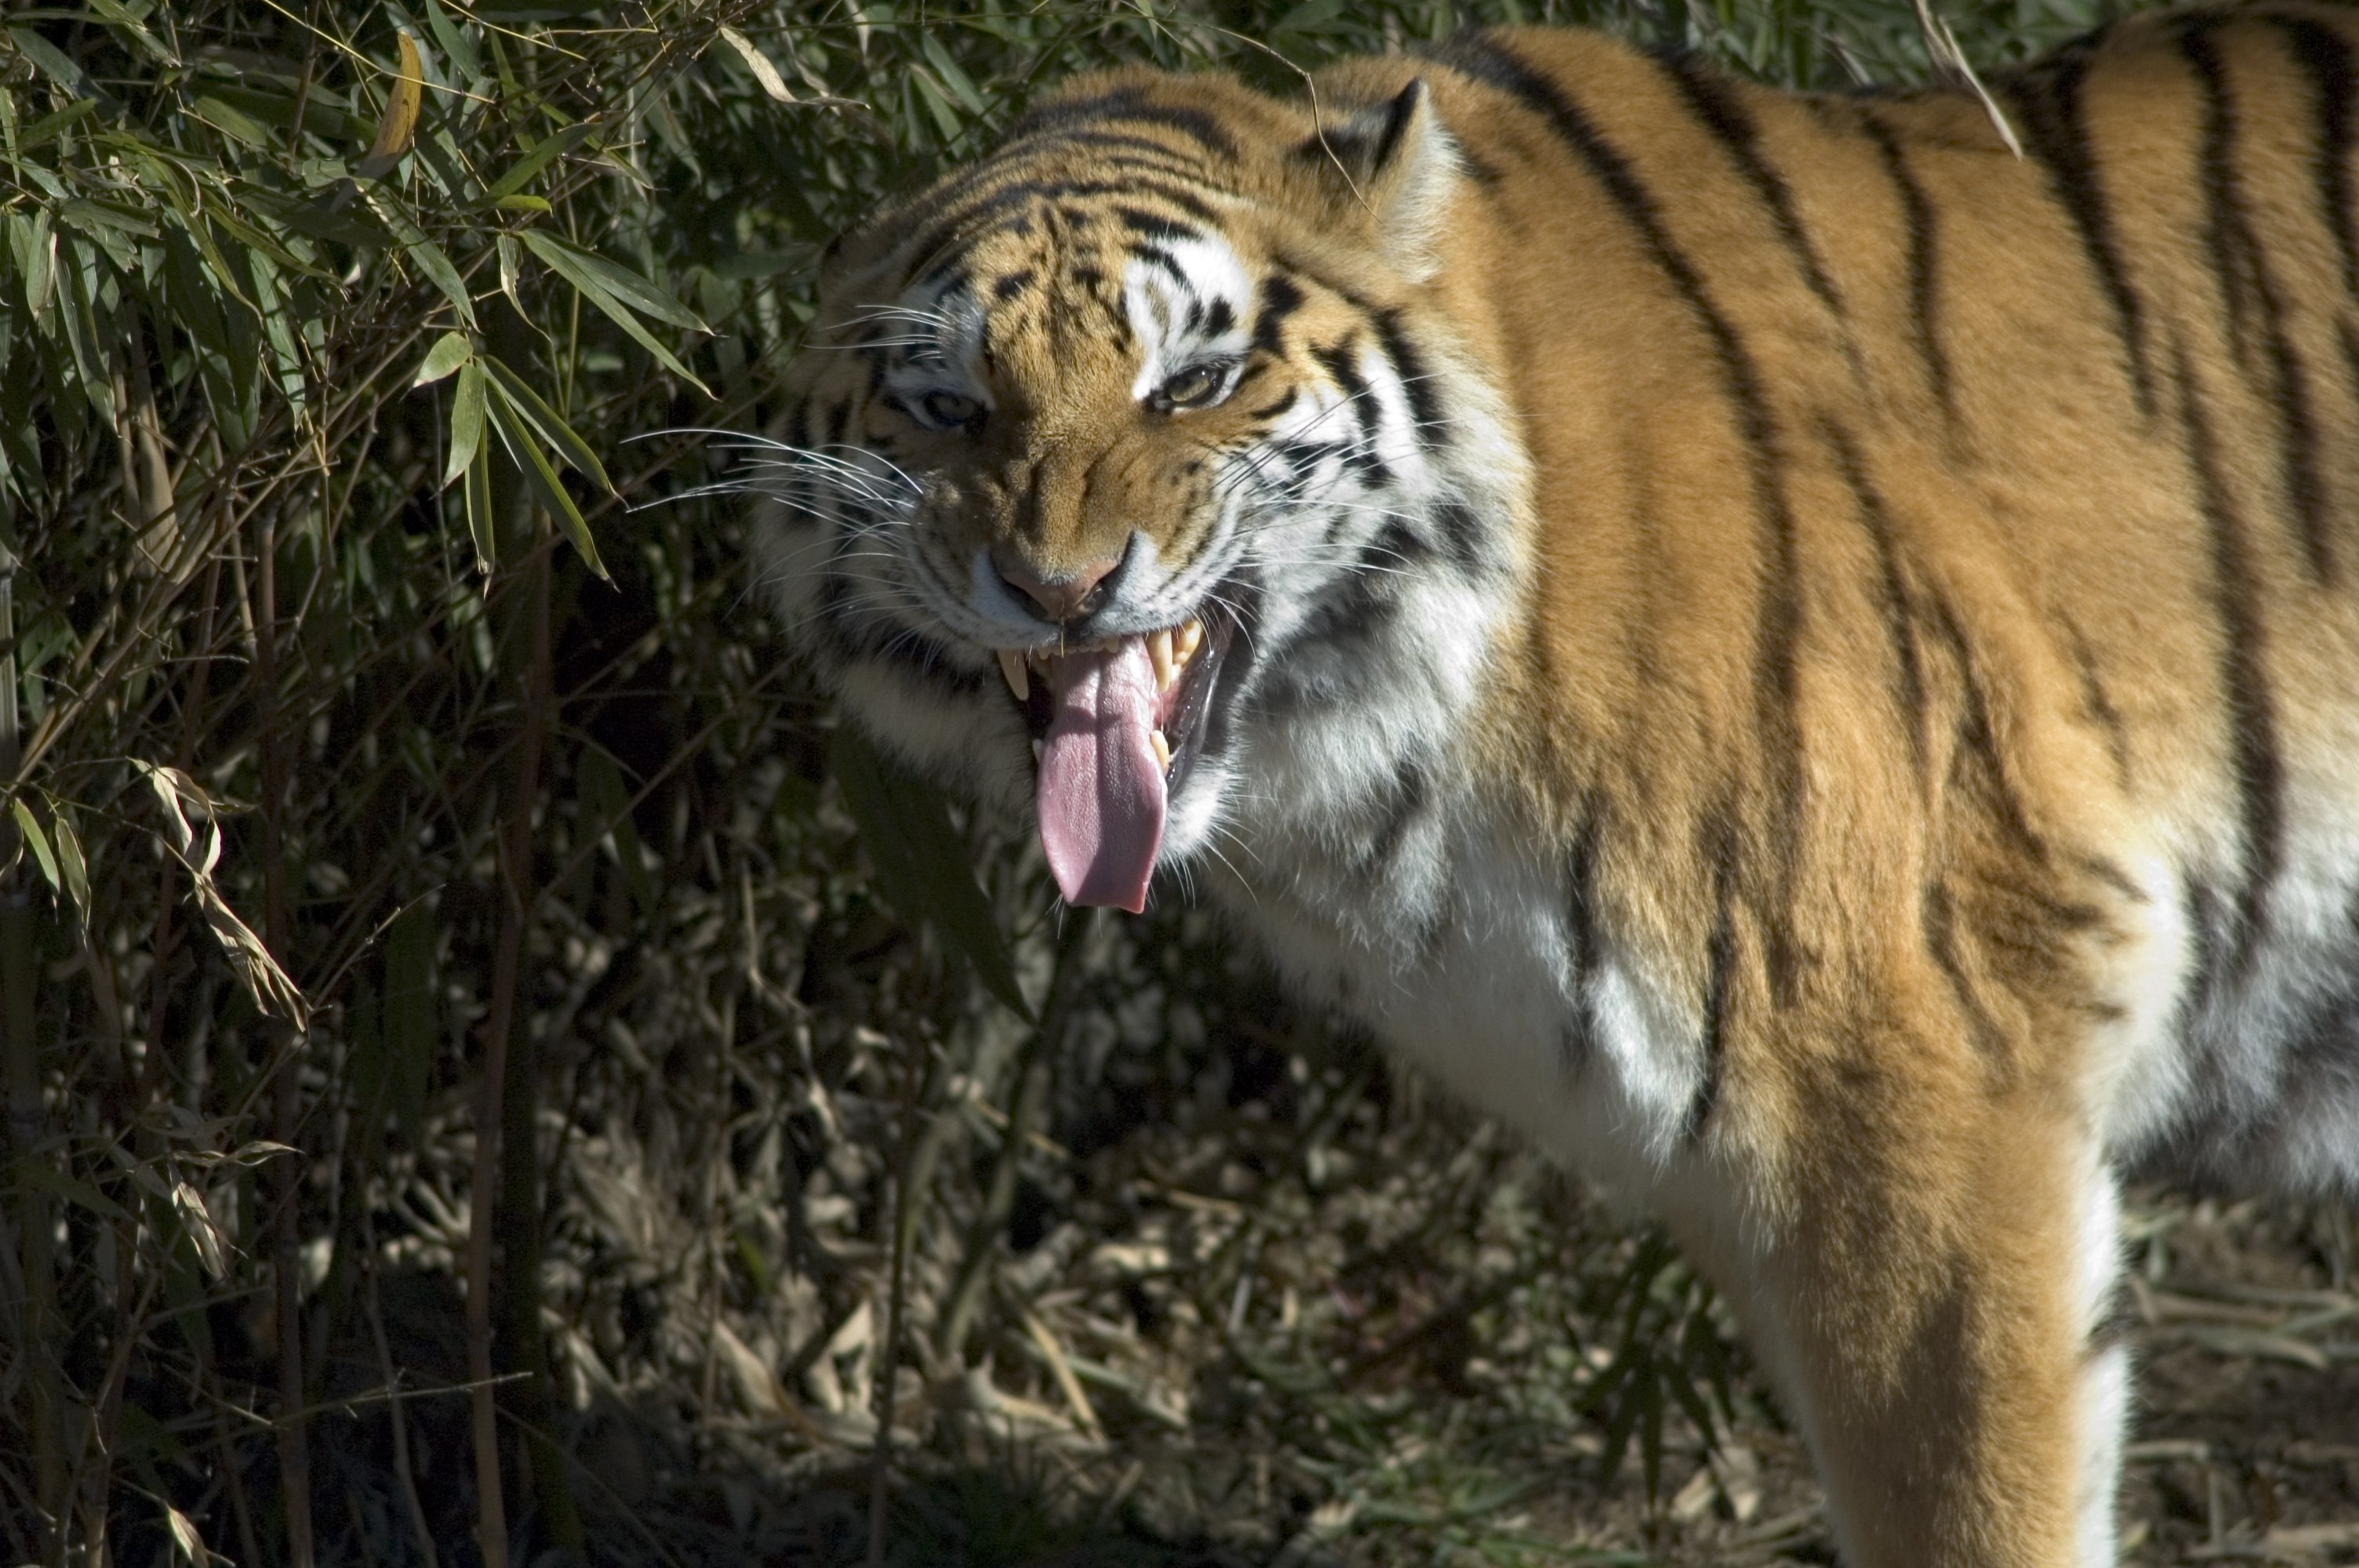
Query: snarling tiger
755 5 2359 1561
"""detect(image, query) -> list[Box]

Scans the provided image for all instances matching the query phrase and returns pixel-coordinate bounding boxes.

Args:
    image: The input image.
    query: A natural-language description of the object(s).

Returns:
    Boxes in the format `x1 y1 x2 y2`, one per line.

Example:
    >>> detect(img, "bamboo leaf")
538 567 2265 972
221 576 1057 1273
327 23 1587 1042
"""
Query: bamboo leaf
489 385 609 579
445 360 485 486
9 798 58 894
516 228 707 330
413 328 472 387
478 120 593 203
20 1163 131 1225
463 427 495 572
921 32 987 114
718 26 796 101
89 0 180 67
162 1504 208 1566
828 724 1031 1021
49 803 87 926
357 29 426 179
478 352 610 492
171 1181 229 1279
518 230 710 393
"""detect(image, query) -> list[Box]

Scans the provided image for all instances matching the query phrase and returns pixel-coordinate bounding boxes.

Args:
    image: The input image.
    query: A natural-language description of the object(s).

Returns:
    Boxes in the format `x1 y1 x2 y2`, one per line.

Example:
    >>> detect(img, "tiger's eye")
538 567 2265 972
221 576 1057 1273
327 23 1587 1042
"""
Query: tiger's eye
1154 362 1230 412
921 390 981 427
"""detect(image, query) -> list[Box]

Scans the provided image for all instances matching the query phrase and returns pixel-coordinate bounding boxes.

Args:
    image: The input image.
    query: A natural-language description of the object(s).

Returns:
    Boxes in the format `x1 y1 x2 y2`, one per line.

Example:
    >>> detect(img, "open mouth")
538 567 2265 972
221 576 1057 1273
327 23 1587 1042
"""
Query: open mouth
991 615 1226 913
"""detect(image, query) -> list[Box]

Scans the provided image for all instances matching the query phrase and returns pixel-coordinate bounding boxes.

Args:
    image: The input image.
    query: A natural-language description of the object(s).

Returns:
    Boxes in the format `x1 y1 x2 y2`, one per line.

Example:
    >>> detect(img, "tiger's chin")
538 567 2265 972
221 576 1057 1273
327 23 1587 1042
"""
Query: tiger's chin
986 612 1236 913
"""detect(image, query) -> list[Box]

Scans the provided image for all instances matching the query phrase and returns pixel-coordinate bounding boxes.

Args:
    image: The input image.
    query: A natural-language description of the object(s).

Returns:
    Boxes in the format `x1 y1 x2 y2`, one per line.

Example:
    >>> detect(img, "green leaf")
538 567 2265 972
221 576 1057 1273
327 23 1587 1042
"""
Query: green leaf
828 724 1031 1021
529 231 707 332
487 385 608 579
478 353 610 492
910 67 963 142
49 804 88 925
478 120 594 204
462 433 495 572
577 746 656 917
420 0 482 82
9 798 58 894
413 329 472 387
89 0 180 67
920 33 987 114
517 229 709 361
406 237 477 328
18 1163 130 1226
8 27 111 105
445 360 485 487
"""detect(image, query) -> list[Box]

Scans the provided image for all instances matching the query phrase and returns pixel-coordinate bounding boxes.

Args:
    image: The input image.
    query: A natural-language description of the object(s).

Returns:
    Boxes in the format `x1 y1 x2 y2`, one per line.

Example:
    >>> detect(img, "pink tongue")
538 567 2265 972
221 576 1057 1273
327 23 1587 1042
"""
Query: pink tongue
1037 637 1166 913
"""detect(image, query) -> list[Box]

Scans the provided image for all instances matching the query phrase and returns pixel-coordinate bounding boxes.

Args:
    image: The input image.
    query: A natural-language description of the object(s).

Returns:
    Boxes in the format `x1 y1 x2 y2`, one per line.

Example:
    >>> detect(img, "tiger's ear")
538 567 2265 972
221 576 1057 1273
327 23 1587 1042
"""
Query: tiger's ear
1297 79 1460 282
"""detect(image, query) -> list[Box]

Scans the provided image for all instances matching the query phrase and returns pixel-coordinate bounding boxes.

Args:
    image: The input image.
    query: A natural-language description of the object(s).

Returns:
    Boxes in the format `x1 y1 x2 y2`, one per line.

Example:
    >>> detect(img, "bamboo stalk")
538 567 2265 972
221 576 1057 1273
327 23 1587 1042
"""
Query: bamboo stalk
495 539 581 1549
0 539 63 1563
254 506 315 1568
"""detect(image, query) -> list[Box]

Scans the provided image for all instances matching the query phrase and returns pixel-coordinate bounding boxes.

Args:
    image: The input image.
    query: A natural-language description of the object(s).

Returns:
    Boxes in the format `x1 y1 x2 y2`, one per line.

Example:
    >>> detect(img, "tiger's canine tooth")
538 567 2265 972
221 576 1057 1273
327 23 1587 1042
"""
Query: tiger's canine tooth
1149 628 1176 691
1150 728 1172 772
997 648 1030 702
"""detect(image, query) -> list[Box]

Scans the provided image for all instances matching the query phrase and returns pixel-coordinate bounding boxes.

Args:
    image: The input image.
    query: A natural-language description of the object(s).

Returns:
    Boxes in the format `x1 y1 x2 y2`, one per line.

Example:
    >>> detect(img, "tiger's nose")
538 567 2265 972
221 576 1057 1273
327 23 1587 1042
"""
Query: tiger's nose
995 550 1119 622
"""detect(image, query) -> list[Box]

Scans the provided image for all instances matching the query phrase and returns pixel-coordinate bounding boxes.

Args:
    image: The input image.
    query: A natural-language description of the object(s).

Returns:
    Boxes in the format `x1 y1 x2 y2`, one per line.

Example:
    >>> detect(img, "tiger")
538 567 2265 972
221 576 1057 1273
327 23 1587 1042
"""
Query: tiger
753 4 2359 1562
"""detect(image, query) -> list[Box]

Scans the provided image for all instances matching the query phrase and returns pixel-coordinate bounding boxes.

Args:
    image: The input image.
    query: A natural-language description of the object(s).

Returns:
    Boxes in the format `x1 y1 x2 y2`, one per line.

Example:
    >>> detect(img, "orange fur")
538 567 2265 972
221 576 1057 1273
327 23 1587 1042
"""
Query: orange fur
765 9 2359 1561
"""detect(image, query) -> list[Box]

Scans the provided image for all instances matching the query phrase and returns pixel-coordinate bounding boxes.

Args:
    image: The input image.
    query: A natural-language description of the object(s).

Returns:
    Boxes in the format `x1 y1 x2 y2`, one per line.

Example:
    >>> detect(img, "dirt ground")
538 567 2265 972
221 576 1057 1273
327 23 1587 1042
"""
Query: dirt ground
339 990 2359 1568
514 1105 2359 1566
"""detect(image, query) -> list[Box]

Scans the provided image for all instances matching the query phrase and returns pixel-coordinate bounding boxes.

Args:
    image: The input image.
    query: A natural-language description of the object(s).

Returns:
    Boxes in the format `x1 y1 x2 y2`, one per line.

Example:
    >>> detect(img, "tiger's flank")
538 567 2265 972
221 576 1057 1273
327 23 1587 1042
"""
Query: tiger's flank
754 6 2359 1563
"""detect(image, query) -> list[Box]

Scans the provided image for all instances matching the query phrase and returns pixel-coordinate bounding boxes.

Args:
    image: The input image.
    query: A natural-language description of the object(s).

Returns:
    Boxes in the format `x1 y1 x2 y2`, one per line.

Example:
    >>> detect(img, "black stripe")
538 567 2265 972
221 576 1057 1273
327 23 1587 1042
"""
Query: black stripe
1372 308 1441 448
1432 34 1807 996
1310 337 1369 409
1657 53 1845 319
1688 815 1738 1140
1132 243 1188 287
2060 615 2131 783
1431 500 1488 576
1861 114 1956 426
2273 16 2359 296
2185 23 2259 362
2184 18 2335 582
2180 878 2230 1022
1823 419 1927 782
1358 759 1429 873
2001 54 2157 416
1565 804 1605 1065
1116 206 1200 243
1925 589 2048 865
1252 273 1306 356
2177 346 2283 973
1923 881 2008 1064
903 178 1220 278
1006 88 1241 160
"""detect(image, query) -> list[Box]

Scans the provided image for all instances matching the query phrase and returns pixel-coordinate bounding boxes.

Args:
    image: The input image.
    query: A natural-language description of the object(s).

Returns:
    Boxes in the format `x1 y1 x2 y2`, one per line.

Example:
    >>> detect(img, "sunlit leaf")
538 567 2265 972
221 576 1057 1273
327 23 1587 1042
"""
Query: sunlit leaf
463 426 496 572
718 26 797 102
479 352 611 492
358 29 426 179
488 385 608 579
9 797 59 894
445 359 485 486
413 328 472 387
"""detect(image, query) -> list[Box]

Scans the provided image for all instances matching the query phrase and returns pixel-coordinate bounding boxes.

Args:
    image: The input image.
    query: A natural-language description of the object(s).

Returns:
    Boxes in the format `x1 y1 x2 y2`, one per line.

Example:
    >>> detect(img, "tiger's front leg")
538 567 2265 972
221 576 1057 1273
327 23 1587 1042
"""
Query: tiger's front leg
1694 1041 2128 1567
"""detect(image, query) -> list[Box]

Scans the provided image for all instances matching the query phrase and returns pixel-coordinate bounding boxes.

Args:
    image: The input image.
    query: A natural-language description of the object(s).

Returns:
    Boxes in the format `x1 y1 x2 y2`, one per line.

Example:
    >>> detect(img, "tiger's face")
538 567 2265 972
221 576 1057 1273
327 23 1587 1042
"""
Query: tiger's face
760 70 1522 913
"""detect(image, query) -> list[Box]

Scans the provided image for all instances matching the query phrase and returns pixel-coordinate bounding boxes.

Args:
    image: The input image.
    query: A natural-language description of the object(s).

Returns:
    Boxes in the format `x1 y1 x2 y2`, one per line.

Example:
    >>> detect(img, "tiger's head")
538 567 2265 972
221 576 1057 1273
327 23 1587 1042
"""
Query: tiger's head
758 64 1525 913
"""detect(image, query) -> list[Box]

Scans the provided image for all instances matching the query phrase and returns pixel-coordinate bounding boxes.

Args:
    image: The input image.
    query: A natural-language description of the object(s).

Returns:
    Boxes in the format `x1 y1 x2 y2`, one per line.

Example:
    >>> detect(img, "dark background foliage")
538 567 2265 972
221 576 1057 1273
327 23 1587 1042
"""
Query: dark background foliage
9 2 2357 1565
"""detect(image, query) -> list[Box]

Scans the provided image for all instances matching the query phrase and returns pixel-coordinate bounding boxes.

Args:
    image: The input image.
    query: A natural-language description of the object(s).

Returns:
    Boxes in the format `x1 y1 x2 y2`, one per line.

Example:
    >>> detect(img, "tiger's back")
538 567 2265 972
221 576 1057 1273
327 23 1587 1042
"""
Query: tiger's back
758 9 2359 1562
